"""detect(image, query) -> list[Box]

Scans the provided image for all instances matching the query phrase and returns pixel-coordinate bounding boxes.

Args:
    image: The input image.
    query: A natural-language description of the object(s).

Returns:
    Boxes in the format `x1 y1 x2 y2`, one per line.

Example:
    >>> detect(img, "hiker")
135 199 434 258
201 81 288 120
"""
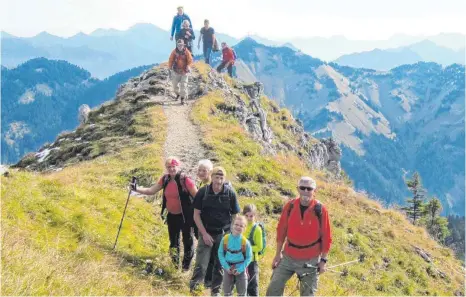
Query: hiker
243 204 264 296
176 20 195 53
170 6 192 41
168 39 193 105
217 42 236 77
218 215 253 296
266 177 332 296
190 167 240 296
198 19 216 64
195 159 216 288
131 157 198 271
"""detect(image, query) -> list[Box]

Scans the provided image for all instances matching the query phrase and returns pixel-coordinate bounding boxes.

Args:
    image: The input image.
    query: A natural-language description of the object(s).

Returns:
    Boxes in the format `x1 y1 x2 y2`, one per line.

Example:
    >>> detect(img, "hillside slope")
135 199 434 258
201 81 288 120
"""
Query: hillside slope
1 58 152 164
2 63 464 296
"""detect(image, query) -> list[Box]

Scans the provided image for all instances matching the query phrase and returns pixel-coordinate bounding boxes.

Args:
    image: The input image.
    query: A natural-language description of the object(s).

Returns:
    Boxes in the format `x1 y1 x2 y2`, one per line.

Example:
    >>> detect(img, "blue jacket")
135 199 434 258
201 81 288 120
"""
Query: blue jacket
171 14 192 37
218 234 252 273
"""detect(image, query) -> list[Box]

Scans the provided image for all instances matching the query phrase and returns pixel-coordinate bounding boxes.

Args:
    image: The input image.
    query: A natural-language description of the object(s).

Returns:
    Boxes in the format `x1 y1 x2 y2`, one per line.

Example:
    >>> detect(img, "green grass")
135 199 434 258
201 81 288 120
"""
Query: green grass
1 69 464 296
191 90 465 296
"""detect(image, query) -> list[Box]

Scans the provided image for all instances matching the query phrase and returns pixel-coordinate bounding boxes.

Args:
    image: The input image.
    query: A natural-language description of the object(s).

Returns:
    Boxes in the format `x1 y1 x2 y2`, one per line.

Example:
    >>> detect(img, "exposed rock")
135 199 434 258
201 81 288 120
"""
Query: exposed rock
78 104 91 125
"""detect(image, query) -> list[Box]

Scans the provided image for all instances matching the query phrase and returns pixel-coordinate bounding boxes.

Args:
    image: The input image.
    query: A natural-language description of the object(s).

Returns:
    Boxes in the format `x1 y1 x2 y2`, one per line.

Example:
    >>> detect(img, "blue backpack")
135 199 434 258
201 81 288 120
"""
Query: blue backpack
248 222 266 256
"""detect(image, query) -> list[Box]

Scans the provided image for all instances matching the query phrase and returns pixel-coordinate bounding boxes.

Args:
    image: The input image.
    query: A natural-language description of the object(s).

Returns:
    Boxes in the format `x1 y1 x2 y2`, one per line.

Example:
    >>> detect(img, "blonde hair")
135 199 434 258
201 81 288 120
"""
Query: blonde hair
243 204 257 215
165 156 181 167
198 159 213 171
234 215 247 226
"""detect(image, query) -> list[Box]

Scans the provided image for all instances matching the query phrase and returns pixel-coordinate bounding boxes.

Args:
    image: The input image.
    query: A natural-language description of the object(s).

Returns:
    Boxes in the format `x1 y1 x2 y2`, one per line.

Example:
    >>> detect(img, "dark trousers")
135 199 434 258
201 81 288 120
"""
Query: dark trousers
167 213 194 269
247 261 259 296
190 233 225 295
203 44 213 64
217 61 233 77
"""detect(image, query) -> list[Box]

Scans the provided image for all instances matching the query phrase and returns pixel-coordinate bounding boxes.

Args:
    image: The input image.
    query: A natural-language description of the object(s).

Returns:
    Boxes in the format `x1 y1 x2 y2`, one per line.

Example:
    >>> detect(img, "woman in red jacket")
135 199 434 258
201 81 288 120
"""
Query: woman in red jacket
217 42 235 77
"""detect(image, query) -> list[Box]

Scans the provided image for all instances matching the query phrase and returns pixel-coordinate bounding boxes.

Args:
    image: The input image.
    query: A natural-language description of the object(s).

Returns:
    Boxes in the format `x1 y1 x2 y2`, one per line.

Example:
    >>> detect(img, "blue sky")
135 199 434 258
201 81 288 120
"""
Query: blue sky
1 0 465 39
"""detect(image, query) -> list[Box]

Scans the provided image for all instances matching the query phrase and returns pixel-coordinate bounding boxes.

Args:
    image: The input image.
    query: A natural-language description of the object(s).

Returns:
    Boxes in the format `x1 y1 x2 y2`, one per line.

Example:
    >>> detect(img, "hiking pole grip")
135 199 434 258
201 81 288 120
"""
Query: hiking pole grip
112 176 137 250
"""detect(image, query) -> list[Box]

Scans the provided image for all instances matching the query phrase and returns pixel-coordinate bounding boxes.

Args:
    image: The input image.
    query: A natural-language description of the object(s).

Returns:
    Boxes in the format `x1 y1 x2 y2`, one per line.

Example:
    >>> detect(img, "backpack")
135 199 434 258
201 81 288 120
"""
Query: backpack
286 199 323 249
248 222 267 256
160 172 193 221
223 233 247 260
172 49 188 72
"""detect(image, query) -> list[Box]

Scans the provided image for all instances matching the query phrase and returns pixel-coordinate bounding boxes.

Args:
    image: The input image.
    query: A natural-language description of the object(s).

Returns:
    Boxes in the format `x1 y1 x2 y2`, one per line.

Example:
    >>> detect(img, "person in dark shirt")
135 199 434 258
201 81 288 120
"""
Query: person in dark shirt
176 20 195 53
198 19 216 64
170 6 192 41
190 166 240 296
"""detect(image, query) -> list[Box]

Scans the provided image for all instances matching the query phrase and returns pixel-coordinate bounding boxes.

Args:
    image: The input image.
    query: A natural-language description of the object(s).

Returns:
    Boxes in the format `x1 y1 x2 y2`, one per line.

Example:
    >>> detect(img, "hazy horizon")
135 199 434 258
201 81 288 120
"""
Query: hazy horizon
2 0 465 41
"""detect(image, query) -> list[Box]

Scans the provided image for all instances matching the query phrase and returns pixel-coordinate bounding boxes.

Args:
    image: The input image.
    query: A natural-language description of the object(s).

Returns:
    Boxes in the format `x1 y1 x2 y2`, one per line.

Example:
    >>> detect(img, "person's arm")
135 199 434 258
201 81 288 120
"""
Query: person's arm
186 50 193 70
191 29 195 40
272 201 291 268
134 183 162 195
217 236 231 271
320 206 332 257
168 51 175 69
198 30 203 47
171 16 176 38
185 177 198 197
229 190 240 223
251 224 263 253
212 33 216 46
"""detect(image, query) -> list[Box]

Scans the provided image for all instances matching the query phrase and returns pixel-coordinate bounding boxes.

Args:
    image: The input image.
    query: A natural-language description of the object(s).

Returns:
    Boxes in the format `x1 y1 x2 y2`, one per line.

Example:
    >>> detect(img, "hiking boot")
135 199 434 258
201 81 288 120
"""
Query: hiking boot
175 94 180 101
180 97 185 105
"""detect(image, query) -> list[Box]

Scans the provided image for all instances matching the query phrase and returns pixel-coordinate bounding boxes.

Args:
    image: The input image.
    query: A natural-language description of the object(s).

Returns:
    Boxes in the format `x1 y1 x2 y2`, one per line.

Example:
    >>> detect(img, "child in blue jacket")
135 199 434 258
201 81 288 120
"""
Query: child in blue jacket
218 215 252 296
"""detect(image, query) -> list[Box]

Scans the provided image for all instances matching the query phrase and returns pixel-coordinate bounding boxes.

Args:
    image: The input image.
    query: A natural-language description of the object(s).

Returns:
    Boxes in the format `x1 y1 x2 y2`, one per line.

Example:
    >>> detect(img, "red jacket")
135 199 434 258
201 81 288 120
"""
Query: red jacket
276 198 332 260
222 47 235 64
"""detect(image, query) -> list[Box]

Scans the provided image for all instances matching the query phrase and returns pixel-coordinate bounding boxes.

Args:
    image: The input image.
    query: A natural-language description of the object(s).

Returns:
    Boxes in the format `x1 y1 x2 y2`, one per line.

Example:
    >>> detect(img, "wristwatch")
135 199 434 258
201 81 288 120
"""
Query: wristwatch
320 257 328 263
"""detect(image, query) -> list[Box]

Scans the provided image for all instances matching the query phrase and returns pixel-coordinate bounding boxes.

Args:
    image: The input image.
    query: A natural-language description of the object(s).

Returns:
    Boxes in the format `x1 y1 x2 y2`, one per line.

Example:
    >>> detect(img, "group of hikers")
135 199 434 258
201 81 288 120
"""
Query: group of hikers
168 6 237 105
130 156 332 296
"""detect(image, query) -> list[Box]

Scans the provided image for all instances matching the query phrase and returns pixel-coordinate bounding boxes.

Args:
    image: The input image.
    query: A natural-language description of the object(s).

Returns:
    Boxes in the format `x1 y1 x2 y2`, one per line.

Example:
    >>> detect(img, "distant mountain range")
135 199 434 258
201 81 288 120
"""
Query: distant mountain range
334 40 465 70
1 58 152 163
3 25 464 78
233 38 465 215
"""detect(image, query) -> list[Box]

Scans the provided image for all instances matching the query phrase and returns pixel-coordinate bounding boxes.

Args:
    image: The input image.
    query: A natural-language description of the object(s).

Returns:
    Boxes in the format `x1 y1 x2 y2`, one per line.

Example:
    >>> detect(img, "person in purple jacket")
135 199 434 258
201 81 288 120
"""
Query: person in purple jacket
170 6 192 41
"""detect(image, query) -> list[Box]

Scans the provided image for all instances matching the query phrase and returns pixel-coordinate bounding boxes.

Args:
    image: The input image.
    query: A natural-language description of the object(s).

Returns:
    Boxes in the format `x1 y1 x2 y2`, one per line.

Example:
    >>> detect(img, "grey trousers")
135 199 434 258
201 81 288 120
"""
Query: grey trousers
190 233 224 295
171 72 188 98
223 271 247 296
266 255 319 296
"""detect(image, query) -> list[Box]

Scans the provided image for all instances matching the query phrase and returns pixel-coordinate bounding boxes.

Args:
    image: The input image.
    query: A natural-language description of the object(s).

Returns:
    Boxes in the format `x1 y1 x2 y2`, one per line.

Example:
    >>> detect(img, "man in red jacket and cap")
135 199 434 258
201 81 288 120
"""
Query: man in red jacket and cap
217 42 235 77
266 176 332 296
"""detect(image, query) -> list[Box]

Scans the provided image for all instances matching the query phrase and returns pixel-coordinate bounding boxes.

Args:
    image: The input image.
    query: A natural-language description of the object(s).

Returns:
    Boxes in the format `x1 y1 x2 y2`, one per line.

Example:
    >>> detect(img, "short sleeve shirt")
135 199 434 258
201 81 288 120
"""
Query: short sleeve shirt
158 175 196 214
200 27 215 45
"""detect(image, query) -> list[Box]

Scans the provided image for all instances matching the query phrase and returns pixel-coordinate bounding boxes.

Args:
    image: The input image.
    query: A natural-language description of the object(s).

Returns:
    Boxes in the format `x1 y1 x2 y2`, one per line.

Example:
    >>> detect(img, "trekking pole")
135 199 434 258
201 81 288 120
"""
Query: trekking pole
326 254 365 270
112 176 137 250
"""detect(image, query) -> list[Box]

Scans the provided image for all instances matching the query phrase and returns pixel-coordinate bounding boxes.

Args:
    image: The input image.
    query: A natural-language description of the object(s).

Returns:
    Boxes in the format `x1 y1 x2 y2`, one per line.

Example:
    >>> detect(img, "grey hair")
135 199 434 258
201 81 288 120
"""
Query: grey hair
198 159 214 171
182 19 190 27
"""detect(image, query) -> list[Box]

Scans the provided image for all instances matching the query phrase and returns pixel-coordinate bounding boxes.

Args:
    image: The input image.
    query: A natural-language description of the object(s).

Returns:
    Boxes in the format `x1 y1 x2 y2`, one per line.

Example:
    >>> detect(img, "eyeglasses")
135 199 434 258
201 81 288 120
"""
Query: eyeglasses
299 186 314 191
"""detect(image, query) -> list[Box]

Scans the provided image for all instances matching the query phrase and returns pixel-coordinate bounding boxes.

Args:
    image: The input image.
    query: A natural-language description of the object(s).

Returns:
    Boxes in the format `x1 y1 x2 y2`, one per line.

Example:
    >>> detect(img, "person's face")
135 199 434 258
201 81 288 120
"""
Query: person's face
245 211 255 223
221 43 227 49
232 218 246 235
176 43 185 51
166 163 179 176
197 166 209 180
212 174 225 187
177 8 183 15
204 22 209 28
183 22 189 29
297 181 316 202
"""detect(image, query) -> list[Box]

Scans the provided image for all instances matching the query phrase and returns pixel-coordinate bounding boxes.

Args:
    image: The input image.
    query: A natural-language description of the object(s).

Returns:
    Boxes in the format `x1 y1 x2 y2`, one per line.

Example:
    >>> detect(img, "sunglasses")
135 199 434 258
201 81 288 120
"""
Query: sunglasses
299 186 314 191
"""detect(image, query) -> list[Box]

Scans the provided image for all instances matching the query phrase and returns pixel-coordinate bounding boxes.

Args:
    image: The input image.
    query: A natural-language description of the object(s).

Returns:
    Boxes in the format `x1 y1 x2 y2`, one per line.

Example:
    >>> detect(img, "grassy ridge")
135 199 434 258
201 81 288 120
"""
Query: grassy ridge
1 106 192 295
190 76 464 296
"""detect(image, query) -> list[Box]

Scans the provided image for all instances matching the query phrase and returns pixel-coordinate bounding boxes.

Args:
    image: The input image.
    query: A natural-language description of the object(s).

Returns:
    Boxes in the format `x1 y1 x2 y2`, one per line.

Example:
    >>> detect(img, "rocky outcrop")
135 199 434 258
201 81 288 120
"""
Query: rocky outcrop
78 104 91 125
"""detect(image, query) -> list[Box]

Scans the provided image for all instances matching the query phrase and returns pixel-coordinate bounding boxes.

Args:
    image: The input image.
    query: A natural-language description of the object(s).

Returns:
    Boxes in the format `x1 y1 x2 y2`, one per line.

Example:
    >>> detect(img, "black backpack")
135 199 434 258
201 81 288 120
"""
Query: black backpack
161 172 194 224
